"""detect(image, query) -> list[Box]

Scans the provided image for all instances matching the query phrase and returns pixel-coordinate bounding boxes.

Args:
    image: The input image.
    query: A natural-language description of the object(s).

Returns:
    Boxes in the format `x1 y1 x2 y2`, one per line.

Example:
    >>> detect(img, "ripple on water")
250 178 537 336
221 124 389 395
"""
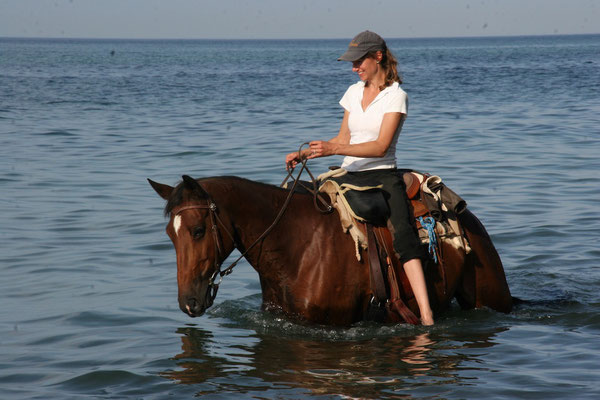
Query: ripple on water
54 370 165 396
1 35 599 400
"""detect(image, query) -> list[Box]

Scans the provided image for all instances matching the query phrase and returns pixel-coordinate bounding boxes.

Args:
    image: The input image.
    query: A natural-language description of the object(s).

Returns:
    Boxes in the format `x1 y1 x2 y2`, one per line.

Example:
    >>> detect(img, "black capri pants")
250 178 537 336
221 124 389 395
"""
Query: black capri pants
347 168 426 263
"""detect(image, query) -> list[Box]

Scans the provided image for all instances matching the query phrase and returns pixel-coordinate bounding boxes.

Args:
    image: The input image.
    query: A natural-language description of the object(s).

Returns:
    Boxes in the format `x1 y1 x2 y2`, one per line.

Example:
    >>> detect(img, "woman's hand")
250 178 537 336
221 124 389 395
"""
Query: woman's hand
285 151 302 170
308 140 336 158
285 140 337 170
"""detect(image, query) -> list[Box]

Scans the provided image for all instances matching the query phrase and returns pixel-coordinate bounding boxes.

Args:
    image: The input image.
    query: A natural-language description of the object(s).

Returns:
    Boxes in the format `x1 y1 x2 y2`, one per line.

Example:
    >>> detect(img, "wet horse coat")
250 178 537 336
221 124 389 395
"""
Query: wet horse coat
149 175 513 325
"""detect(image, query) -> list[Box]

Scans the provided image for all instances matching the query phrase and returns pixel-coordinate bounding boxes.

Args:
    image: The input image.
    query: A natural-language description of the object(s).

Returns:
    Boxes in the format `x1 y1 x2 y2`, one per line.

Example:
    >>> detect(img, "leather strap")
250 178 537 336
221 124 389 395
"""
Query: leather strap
373 226 420 325
385 259 420 325
366 224 389 304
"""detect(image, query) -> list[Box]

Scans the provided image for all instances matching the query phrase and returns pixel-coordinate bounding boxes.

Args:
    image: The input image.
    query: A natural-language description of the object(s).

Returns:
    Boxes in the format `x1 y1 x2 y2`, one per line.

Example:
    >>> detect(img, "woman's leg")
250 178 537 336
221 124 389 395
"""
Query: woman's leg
375 171 434 325
403 258 434 325
352 170 435 325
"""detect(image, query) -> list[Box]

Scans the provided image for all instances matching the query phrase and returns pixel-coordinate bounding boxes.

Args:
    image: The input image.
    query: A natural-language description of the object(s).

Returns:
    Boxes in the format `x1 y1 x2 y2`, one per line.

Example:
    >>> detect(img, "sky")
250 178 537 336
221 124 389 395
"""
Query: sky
0 0 598 40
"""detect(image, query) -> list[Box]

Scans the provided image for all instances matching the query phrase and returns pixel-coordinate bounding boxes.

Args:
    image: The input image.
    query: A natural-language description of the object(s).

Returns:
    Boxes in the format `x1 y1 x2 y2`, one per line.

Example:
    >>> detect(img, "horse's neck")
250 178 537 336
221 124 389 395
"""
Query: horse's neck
208 177 293 247
210 177 317 279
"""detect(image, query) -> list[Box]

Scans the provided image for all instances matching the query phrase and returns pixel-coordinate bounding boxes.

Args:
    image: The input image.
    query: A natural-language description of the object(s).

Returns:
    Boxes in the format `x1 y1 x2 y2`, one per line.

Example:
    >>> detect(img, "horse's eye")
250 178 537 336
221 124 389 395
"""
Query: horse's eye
192 225 206 240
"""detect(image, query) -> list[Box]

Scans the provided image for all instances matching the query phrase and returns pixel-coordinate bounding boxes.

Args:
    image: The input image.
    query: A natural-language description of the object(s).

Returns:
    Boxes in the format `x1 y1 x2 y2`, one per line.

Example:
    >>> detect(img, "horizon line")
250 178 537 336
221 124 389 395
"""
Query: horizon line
1 32 599 42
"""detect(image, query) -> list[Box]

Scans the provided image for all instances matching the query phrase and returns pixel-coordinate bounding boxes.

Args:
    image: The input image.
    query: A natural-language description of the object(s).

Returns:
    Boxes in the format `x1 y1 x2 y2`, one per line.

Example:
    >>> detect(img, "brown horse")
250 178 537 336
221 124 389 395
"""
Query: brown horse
148 175 513 325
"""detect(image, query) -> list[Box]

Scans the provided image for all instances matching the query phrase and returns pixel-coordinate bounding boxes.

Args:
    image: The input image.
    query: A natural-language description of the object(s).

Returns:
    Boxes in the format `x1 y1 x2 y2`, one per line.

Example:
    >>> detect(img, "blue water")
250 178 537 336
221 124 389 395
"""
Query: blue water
1 35 599 399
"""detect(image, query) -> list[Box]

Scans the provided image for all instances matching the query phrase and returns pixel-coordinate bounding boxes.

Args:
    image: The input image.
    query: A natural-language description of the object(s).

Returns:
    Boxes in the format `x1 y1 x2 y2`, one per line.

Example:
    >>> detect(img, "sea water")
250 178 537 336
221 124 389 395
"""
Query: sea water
1 35 599 399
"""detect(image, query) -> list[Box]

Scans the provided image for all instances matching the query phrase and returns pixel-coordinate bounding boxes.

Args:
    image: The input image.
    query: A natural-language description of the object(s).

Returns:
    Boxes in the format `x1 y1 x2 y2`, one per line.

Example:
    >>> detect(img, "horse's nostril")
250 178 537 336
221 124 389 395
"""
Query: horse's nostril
185 298 198 316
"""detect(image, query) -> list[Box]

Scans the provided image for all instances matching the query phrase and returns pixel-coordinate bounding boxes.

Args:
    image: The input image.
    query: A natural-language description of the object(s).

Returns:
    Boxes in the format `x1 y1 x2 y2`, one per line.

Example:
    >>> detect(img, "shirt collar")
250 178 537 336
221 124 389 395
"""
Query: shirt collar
358 81 398 109
357 80 399 94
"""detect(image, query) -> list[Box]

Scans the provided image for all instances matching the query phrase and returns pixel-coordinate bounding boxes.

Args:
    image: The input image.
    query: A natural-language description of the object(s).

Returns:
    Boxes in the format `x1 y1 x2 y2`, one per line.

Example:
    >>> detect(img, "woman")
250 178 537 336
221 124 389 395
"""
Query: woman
285 31 434 325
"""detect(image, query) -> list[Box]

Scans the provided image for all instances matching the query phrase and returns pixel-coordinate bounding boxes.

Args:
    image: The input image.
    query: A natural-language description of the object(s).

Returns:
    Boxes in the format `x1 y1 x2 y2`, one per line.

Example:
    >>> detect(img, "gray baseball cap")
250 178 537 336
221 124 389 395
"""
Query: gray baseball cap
338 30 387 62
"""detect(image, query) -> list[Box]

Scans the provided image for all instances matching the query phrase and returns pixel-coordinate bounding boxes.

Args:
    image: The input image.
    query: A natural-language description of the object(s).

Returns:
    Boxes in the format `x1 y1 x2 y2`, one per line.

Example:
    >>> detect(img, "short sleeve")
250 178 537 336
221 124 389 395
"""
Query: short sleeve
385 88 408 115
339 86 353 112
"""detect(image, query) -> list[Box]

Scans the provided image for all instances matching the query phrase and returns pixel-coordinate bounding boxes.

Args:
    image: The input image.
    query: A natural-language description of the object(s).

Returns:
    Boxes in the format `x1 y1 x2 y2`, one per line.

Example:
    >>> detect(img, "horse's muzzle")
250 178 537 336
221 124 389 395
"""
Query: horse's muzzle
180 287 216 317
181 297 205 317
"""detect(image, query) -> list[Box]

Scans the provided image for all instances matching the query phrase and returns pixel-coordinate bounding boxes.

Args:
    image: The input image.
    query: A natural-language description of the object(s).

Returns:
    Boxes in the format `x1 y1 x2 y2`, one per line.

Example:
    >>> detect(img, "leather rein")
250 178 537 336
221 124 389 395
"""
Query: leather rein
172 143 332 304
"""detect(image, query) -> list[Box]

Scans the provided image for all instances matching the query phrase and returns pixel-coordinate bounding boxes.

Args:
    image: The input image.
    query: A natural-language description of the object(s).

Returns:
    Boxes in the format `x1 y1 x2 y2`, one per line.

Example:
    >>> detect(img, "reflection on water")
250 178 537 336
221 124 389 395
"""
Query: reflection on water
401 333 434 374
162 324 508 398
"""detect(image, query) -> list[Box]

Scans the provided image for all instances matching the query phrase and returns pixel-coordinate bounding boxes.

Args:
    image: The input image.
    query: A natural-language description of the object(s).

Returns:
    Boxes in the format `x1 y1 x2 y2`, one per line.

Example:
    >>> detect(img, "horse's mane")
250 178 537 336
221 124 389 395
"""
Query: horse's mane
163 176 284 217
163 180 203 217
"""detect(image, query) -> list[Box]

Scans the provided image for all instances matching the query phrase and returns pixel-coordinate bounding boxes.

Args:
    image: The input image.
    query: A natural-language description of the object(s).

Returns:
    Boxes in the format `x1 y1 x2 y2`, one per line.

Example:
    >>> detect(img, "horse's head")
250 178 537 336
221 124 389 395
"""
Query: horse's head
148 175 235 317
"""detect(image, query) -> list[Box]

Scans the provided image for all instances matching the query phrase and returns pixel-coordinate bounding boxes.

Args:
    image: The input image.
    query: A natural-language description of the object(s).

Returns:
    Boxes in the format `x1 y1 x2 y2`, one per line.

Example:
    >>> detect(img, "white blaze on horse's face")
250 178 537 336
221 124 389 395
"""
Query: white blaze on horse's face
173 214 182 236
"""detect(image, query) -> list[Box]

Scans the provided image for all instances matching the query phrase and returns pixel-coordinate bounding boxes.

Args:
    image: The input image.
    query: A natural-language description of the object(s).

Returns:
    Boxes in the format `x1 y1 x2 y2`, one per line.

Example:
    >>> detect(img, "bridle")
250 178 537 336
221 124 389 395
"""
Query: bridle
171 143 333 305
172 200 233 305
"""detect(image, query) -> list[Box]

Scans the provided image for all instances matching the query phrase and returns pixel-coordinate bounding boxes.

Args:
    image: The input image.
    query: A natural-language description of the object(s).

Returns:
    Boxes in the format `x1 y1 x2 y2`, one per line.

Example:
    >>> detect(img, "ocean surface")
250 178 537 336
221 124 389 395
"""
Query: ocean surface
1 34 599 399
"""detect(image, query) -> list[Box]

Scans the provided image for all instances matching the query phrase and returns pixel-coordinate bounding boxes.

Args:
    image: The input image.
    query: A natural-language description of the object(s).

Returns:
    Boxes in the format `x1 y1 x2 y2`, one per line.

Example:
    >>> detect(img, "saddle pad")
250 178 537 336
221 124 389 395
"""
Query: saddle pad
318 168 390 225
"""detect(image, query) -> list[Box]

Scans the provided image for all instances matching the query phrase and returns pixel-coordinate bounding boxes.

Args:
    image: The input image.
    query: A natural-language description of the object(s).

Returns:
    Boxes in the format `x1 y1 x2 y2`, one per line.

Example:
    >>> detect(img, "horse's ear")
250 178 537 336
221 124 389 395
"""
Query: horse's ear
148 179 174 200
182 175 209 198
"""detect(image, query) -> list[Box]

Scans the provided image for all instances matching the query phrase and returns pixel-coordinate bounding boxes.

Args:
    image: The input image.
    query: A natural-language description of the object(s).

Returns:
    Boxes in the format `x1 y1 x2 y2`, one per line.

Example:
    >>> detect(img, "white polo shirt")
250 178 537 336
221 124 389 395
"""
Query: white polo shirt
339 81 408 171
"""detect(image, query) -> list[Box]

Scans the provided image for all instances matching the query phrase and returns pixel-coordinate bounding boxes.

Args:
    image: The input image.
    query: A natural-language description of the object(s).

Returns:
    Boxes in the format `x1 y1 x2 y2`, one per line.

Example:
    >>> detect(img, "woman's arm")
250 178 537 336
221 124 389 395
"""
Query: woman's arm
285 110 405 168
285 110 352 168
309 111 404 159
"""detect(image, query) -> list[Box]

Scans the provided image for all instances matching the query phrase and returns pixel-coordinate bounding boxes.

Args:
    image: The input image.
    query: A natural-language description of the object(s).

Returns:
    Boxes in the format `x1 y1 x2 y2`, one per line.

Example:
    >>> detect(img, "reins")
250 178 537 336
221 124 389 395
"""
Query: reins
173 143 333 303
280 143 334 214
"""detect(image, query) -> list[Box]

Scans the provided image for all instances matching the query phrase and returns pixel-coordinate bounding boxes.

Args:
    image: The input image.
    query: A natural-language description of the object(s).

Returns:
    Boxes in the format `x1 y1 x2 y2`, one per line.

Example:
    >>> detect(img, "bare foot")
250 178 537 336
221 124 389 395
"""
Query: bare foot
420 312 434 326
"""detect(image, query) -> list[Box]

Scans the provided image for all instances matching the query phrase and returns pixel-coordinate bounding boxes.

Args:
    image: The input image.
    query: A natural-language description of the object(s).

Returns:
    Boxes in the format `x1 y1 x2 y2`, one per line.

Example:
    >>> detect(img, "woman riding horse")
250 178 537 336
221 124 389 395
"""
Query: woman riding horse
149 32 514 326
286 31 434 325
